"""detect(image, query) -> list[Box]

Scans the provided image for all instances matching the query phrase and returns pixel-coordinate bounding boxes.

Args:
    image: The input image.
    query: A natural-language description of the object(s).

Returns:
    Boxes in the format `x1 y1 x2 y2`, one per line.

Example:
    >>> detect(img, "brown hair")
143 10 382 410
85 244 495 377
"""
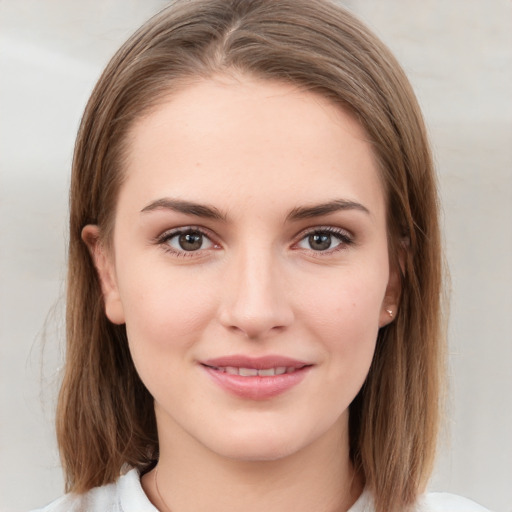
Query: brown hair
58 1 444 511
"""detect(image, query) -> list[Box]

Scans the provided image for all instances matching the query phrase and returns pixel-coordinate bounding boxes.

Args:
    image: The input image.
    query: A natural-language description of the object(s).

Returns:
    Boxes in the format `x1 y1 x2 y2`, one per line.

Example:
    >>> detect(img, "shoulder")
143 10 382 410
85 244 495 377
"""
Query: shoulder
417 492 492 512
30 479 120 512
349 489 492 512
30 468 157 512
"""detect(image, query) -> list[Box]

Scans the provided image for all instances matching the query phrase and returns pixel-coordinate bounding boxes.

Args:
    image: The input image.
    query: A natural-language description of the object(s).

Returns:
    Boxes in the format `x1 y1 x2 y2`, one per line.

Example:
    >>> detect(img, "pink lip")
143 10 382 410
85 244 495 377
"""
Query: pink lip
200 355 313 400
203 355 310 369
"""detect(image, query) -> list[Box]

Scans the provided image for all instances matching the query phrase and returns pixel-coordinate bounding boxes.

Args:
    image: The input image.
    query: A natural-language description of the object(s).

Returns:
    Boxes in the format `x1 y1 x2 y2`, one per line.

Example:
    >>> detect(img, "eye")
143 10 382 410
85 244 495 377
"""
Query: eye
296 228 353 252
159 228 216 254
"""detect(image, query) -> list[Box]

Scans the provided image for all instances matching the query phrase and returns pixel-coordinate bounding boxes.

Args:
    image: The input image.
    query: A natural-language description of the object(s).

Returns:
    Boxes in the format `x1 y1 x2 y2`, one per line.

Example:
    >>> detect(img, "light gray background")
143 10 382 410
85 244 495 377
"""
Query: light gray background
1 1 510 511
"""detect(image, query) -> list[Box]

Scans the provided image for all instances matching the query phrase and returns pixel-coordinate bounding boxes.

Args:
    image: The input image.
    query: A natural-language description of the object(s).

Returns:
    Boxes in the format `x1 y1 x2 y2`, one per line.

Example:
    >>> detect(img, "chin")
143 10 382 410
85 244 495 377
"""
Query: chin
198 421 320 463
214 438 299 462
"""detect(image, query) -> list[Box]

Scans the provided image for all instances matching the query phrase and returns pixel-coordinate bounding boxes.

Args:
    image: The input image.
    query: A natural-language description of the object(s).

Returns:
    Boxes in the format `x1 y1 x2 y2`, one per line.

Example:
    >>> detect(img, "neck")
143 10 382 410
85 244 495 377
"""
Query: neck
142 411 362 512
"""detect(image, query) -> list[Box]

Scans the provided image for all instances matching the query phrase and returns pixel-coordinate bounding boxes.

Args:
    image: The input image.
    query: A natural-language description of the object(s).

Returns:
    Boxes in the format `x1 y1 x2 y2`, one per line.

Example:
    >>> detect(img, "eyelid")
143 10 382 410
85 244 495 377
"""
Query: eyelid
154 225 221 257
152 224 354 258
292 225 354 253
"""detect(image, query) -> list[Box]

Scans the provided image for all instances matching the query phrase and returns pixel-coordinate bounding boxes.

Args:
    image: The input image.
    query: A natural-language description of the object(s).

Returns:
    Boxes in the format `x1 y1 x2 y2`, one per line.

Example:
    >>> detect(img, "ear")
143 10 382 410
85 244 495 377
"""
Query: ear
378 265 401 327
378 245 406 328
81 225 126 325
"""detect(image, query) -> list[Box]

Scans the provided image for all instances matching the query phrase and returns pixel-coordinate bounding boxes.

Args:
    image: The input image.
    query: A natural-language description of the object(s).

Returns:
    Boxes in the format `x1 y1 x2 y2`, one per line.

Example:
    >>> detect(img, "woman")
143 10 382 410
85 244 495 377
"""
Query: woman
33 0 490 511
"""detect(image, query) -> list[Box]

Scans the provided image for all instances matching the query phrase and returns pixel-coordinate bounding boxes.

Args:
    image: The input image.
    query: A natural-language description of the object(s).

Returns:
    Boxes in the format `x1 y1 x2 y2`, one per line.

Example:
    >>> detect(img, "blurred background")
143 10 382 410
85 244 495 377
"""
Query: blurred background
0 1 510 511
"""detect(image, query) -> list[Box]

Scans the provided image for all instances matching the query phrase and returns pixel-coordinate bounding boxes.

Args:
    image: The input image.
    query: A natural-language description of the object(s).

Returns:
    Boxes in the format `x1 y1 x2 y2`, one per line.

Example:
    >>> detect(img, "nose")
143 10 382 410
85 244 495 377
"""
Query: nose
218 248 294 340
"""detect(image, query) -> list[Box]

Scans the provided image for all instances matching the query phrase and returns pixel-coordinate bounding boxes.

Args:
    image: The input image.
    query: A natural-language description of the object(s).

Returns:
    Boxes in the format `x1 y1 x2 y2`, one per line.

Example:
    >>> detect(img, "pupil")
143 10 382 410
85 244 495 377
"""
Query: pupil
179 232 202 251
309 233 331 251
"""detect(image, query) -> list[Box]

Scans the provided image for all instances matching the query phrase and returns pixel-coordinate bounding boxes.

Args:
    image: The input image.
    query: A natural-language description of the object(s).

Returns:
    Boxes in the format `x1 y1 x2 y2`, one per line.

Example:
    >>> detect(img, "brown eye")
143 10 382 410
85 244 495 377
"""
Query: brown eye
308 233 332 251
178 232 203 251
164 229 215 253
296 228 353 253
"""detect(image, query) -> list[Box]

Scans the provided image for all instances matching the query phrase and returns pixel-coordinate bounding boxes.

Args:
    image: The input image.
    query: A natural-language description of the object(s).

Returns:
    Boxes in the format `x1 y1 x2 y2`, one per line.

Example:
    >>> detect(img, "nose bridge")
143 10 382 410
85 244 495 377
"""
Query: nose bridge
219 242 293 338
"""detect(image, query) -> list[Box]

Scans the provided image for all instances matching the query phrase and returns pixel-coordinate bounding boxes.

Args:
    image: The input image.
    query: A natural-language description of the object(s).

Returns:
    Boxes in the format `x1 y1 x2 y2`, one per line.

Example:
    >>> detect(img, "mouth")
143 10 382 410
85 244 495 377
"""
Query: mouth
200 355 313 400
203 365 304 377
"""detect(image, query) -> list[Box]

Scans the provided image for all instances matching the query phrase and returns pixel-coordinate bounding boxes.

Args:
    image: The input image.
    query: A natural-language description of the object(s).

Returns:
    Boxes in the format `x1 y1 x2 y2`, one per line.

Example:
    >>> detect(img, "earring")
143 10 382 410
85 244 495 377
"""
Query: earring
386 309 393 318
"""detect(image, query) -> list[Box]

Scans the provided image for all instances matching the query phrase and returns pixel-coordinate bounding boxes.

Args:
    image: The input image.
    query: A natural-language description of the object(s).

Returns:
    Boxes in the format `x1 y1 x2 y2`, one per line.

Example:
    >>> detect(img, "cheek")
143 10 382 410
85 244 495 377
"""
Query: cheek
300 264 387 329
297 264 387 371
118 268 219 360
118 271 223 409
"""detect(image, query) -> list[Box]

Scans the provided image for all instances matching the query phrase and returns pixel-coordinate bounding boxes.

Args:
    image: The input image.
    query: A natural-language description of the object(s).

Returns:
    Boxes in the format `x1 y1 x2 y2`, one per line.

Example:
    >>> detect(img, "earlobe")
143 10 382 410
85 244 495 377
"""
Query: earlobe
378 265 402 328
81 225 126 325
379 239 408 327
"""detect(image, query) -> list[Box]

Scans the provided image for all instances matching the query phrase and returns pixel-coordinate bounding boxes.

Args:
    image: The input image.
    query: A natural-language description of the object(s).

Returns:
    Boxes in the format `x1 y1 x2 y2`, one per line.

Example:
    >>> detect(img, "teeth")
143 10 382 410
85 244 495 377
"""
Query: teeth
215 366 295 376
239 367 258 376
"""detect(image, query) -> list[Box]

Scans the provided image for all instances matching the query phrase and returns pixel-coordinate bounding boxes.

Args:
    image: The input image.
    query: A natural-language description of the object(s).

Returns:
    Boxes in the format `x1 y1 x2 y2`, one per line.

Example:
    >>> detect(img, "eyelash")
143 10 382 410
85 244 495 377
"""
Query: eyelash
294 226 354 255
154 225 354 258
154 226 219 258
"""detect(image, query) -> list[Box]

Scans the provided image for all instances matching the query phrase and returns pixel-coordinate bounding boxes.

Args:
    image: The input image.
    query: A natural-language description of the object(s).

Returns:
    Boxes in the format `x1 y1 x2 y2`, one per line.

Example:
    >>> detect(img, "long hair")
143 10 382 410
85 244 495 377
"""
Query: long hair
57 1 444 511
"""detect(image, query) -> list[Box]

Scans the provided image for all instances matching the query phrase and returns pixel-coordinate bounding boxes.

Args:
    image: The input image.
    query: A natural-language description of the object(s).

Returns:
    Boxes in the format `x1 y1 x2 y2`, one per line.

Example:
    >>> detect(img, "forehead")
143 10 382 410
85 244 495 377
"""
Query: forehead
119 76 385 220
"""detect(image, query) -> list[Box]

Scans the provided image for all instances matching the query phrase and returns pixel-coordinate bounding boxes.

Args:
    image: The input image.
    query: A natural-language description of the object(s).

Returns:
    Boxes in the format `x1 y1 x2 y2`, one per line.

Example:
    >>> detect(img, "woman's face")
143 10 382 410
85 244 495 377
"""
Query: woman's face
88 76 399 462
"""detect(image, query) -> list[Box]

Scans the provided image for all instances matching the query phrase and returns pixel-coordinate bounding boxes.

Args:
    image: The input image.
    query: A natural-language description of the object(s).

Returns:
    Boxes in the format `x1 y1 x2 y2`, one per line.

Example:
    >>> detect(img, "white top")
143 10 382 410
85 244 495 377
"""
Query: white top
32 468 492 512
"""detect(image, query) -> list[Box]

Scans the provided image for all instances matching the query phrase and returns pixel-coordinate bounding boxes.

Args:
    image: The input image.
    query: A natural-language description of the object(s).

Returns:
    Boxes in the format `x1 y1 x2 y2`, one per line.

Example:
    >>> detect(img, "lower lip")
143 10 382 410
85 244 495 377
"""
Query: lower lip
202 366 311 400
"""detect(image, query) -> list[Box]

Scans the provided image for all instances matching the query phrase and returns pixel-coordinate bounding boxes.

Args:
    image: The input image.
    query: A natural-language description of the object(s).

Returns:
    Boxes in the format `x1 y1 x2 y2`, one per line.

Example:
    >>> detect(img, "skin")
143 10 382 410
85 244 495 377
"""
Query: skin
84 75 400 512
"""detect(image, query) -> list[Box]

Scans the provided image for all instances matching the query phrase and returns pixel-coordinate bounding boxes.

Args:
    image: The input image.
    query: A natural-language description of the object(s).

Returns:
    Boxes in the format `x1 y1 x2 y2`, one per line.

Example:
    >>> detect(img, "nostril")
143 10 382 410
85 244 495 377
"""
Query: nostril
217 263 294 337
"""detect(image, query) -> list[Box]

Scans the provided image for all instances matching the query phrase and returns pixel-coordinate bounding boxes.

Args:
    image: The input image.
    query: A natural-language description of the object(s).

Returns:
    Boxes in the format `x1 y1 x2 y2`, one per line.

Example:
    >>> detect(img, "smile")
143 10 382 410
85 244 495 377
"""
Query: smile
200 355 313 400
206 366 301 377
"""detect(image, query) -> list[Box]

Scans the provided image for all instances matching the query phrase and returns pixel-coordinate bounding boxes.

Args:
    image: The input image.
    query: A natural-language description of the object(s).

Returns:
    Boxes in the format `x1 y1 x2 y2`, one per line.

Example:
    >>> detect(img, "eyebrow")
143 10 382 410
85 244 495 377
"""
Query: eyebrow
286 199 370 221
141 198 226 220
140 197 370 222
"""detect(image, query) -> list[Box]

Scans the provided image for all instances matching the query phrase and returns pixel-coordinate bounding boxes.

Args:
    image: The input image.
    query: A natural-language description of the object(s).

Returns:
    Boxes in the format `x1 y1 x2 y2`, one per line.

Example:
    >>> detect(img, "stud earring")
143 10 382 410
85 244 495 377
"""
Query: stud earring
386 309 393 318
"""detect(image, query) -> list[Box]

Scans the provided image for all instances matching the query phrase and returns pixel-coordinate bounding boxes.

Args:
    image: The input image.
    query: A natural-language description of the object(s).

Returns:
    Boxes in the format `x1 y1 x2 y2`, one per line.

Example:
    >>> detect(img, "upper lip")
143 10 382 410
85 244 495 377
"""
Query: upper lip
201 355 311 370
